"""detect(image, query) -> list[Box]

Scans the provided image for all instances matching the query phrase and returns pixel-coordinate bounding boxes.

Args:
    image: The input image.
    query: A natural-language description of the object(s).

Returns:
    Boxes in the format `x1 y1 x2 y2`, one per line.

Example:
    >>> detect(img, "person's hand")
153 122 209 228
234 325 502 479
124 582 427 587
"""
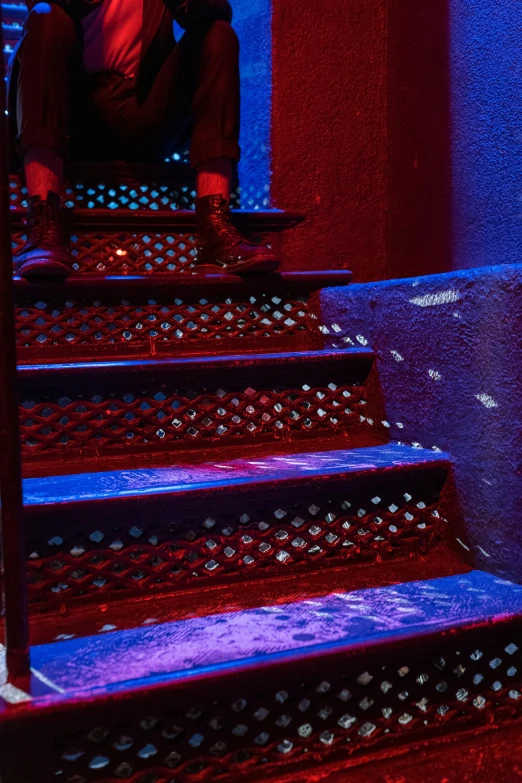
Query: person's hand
167 0 233 30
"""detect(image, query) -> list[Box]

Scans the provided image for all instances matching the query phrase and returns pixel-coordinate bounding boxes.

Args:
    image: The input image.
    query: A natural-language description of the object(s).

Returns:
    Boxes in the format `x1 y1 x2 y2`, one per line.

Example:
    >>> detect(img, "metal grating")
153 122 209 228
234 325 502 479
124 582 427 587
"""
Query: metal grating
26 479 445 609
53 630 522 782
8 165 239 213
12 229 197 275
20 379 369 463
16 290 315 358
12 228 276 276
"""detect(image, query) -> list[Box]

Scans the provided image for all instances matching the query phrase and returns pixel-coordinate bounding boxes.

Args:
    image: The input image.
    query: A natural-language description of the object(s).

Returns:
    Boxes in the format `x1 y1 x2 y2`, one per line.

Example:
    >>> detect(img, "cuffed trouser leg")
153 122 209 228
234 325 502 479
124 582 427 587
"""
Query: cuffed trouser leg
16 3 82 158
188 21 241 168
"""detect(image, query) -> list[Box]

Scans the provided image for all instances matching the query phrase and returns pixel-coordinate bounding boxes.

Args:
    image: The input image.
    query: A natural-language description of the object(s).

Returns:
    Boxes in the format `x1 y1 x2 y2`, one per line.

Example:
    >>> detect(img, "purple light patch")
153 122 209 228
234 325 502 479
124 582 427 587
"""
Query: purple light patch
23 444 449 506
26 571 522 705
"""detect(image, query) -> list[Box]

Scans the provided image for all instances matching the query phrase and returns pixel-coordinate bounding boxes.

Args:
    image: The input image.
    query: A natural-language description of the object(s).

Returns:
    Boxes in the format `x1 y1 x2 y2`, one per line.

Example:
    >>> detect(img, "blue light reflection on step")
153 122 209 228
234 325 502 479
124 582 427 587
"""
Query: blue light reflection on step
29 571 522 701
19 347 369 374
23 444 449 506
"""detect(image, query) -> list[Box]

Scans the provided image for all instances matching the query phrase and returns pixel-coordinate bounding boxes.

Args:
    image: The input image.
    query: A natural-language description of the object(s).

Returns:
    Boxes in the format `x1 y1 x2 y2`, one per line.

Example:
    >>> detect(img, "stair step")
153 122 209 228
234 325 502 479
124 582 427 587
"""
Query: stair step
15 271 352 361
10 161 305 276
19 348 382 473
9 162 195 210
1 3 27 25
2 1 25 63
9 163 300 213
2 571 522 783
12 207 305 275
2 20 22 45
22 444 450 611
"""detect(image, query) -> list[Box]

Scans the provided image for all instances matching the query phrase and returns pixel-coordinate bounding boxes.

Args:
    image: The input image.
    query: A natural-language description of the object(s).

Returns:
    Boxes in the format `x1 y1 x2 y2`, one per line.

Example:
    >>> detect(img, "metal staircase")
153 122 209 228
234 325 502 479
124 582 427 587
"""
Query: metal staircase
1 7 522 783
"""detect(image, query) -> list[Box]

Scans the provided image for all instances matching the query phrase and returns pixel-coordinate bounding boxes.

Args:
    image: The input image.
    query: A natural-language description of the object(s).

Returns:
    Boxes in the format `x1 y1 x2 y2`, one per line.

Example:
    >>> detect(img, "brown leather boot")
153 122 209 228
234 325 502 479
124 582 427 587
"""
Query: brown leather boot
14 190 70 279
195 194 281 274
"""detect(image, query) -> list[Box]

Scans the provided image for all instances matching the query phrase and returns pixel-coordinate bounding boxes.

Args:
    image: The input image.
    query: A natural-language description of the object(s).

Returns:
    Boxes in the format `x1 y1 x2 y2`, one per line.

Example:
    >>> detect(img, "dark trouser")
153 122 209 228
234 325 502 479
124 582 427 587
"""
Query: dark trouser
15 4 241 167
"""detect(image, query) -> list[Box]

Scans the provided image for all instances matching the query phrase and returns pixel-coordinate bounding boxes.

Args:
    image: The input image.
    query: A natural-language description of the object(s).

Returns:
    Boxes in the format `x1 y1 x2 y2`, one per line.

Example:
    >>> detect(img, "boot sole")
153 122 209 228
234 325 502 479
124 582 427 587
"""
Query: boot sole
15 260 71 280
195 256 282 276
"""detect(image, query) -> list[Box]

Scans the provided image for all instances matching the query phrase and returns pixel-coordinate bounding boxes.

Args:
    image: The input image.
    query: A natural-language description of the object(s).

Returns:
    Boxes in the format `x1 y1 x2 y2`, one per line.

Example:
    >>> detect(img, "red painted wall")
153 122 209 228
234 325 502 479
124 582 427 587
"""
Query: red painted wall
386 0 452 279
271 1 452 282
271 0 388 281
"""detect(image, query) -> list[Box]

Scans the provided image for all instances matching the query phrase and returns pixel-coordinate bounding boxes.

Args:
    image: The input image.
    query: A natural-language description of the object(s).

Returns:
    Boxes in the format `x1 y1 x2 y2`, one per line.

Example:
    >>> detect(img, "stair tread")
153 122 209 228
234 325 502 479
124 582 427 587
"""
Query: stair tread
23 443 449 506
14 270 353 292
19 346 371 378
11 207 305 230
3 571 521 710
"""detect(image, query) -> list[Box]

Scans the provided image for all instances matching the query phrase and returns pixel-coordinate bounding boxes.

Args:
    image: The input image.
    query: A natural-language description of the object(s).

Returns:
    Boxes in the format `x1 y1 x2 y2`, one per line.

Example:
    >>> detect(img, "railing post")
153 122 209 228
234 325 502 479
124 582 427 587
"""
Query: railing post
0 8 30 680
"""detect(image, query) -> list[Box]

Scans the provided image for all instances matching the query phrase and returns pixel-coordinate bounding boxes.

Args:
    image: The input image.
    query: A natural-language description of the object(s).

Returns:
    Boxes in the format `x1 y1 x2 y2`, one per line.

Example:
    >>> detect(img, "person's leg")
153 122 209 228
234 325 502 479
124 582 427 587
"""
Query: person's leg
24 147 63 201
197 157 232 200
15 2 82 278
189 22 279 272
187 19 239 199
122 21 280 274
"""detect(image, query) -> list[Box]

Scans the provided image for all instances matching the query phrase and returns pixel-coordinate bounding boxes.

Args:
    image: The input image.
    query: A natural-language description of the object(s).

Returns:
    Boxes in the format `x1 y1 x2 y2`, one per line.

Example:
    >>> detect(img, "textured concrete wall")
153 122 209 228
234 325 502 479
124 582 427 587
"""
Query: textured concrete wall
271 0 522 278
449 1 522 270
271 0 388 279
319 264 522 581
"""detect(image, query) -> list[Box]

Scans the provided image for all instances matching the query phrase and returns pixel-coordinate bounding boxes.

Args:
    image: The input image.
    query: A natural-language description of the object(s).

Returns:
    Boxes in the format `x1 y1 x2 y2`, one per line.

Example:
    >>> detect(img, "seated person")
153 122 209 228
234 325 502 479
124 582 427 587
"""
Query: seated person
11 0 280 278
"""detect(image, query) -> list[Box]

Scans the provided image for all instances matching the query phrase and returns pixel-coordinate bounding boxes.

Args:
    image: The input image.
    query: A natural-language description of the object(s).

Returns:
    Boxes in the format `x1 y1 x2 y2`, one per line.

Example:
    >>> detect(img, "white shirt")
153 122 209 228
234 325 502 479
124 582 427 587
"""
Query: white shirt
82 0 144 78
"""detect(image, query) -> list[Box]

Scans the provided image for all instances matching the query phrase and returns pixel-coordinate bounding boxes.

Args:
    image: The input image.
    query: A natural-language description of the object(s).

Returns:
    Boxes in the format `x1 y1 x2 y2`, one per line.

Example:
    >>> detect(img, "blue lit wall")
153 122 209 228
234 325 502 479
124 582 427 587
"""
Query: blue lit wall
450 0 522 269
320 263 522 582
232 0 272 209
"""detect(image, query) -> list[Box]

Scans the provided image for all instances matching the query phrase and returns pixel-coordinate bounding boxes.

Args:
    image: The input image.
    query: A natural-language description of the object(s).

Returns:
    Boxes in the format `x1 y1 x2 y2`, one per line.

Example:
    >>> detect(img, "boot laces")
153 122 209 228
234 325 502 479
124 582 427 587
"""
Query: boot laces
213 202 247 248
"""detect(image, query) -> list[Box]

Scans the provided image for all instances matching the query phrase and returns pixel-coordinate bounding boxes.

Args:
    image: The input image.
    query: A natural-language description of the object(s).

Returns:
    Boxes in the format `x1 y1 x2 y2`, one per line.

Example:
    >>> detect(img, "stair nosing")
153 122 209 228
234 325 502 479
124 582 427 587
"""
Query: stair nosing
2 571 521 719
13 270 353 293
17 346 373 379
23 444 451 509
11 207 307 232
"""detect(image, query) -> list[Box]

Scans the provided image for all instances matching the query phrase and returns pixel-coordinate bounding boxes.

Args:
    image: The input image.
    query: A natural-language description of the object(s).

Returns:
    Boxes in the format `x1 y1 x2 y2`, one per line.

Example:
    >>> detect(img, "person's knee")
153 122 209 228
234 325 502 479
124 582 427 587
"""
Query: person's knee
25 2 76 44
203 21 239 56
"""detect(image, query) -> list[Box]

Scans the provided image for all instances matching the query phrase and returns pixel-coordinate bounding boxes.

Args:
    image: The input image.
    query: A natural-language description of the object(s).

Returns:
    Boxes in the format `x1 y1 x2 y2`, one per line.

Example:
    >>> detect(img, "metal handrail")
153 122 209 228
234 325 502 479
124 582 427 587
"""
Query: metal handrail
0 7 30 680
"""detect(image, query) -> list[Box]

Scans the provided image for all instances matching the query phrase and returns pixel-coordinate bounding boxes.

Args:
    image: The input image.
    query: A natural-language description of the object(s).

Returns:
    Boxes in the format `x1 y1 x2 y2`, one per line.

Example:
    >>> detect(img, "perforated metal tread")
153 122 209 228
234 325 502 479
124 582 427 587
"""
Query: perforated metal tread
13 270 353 292
15 272 352 362
18 571 522 699
9 159 304 213
18 347 372 382
2 20 21 44
11 207 305 229
18 347 381 471
12 217 304 279
1 2 25 20
23 443 449 507
2 4 24 64
20 445 451 610
2 572 522 783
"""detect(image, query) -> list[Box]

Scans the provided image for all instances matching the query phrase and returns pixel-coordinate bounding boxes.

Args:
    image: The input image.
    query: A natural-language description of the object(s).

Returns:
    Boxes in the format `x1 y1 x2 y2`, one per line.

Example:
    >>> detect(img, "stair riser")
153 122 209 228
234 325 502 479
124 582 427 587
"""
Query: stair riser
12 226 281 276
2 617 521 783
9 164 250 214
16 287 323 362
19 359 379 471
24 467 448 613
